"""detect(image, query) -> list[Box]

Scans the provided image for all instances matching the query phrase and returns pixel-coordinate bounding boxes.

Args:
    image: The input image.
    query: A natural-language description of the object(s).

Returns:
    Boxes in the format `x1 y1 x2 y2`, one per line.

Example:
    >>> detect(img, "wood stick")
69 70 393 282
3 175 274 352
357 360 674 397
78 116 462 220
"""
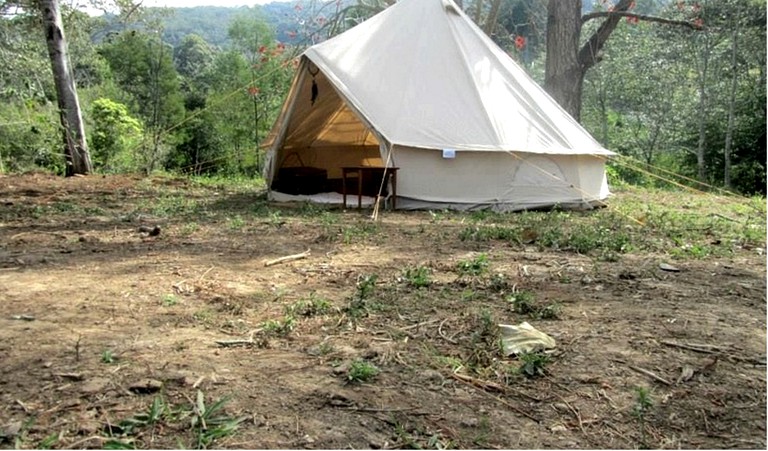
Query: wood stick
613 360 672 386
450 373 540 423
264 249 310 267
661 340 723 354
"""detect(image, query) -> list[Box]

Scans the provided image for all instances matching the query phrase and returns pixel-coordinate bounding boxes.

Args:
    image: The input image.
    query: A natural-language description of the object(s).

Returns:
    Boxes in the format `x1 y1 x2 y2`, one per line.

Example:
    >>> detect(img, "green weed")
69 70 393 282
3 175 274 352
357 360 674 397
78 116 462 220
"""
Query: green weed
101 349 116 364
286 293 333 317
517 352 550 378
227 215 245 230
347 359 379 383
261 316 296 337
633 386 654 449
456 254 489 277
190 391 247 449
402 265 432 288
162 294 178 307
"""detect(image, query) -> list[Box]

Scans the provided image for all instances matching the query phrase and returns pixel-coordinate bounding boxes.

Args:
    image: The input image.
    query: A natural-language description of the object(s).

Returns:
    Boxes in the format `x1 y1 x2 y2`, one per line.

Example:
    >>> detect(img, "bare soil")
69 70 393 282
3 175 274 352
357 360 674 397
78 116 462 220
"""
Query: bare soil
0 173 765 449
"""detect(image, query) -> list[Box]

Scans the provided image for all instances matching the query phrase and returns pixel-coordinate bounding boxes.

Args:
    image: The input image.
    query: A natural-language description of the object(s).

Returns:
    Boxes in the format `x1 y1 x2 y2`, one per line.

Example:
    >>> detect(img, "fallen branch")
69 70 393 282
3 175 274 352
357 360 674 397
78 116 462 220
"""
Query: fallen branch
613 360 672 386
450 373 540 423
661 340 723 354
451 372 506 392
264 249 310 267
438 318 457 344
662 341 765 366
215 338 256 347
400 318 441 331
556 394 587 436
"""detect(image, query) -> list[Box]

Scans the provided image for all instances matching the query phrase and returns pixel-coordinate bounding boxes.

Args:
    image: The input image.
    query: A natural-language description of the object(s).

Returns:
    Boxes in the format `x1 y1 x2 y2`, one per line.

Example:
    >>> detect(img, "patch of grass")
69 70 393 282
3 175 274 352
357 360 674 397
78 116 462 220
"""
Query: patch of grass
180 222 199 235
347 359 379 383
458 225 519 242
345 274 379 320
162 294 178 307
516 352 550 378
227 215 245 230
261 315 296 337
456 253 489 277
472 415 491 448
506 290 562 320
341 221 380 244
402 265 432 289
507 290 536 315
190 391 247 449
466 309 502 369
286 293 333 317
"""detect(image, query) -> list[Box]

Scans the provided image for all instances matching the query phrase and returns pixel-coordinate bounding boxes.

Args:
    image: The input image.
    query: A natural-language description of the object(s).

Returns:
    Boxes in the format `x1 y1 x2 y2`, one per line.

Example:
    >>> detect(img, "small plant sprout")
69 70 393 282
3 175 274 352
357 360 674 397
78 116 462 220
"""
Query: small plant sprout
162 294 178 306
633 386 654 449
347 359 379 383
101 349 116 364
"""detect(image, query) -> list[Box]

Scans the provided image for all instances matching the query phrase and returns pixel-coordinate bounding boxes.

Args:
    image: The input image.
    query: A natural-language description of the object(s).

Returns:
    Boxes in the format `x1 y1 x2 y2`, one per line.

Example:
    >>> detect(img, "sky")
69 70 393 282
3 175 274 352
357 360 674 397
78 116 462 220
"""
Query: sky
141 0 286 6
69 0 292 14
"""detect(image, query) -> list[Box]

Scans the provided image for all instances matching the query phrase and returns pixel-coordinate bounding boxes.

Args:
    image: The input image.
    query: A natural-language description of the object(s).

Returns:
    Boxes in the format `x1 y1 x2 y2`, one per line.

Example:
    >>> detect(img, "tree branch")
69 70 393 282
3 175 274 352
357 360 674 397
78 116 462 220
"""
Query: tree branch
582 11 702 30
577 0 634 73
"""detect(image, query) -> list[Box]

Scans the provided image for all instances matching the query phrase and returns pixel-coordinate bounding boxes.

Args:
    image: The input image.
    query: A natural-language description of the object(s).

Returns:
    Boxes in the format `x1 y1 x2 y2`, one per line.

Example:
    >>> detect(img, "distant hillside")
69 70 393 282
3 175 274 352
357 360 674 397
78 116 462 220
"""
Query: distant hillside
131 1 345 49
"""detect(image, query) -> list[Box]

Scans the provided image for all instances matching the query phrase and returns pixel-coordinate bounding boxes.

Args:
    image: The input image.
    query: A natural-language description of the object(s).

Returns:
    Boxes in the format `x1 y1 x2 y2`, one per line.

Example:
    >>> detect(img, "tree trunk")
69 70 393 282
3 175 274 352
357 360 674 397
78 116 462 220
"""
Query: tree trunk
544 0 584 120
37 0 92 176
723 8 739 189
544 0 634 121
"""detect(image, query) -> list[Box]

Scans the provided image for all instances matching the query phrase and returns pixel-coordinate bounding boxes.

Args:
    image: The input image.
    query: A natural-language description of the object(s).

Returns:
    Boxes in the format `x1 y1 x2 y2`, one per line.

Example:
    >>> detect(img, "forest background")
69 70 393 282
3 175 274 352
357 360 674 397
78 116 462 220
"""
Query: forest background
0 0 765 195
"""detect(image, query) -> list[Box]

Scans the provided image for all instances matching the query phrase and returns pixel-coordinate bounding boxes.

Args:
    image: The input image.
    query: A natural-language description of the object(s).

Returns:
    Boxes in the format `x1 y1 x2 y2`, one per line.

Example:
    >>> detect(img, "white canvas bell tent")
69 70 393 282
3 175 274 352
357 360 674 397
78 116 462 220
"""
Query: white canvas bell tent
262 0 615 211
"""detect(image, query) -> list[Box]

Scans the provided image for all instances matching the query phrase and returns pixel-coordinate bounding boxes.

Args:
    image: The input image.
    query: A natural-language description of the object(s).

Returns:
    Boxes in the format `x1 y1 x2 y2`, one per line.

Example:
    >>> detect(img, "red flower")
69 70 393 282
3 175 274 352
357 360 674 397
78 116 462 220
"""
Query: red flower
258 45 266 54
247 86 260 96
694 17 703 27
514 35 526 50
625 15 639 24
277 42 285 50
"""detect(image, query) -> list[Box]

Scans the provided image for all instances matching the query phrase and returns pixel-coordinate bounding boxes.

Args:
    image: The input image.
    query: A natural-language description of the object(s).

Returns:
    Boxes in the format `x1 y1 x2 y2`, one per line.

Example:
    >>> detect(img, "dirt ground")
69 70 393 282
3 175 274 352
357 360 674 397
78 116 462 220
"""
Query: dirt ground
0 173 765 450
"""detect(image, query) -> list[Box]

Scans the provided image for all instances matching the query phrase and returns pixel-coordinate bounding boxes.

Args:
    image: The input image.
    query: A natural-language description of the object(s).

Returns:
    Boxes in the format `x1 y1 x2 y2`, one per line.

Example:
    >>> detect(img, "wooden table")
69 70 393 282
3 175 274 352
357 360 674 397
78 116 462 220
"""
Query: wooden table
341 166 399 210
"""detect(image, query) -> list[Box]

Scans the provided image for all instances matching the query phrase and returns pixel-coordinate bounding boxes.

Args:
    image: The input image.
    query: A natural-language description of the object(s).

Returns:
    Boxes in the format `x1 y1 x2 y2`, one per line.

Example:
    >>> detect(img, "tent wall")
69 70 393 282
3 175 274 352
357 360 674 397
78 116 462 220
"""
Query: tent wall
392 146 609 211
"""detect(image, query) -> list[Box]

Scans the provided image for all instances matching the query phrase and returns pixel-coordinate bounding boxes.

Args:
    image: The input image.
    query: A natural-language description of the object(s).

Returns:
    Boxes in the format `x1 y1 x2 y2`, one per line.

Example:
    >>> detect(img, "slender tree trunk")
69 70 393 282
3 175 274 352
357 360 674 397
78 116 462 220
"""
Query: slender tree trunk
544 0 584 120
37 0 92 176
723 10 739 189
483 0 502 36
695 36 709 183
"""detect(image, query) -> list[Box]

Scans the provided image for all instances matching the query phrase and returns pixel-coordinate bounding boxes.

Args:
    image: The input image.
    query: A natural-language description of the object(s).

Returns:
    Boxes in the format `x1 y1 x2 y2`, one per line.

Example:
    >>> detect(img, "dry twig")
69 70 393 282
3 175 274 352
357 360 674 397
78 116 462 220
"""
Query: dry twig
264 249 311 267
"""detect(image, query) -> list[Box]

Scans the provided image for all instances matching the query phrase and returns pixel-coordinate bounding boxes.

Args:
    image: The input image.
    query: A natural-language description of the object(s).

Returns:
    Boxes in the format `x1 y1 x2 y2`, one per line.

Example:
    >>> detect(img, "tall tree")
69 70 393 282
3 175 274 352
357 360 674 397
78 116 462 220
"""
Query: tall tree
544 0 699 121
37 0 93 175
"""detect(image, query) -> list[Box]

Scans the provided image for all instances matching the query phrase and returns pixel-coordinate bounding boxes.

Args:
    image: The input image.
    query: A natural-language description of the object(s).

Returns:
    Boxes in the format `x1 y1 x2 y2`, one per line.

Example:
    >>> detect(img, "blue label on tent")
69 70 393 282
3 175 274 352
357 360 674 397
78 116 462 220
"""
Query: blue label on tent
442 149 456 159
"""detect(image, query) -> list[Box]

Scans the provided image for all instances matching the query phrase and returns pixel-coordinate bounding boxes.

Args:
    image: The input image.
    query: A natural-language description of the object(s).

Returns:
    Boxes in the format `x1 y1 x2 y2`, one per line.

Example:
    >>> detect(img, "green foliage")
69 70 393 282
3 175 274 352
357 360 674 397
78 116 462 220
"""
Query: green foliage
260 315 295 337
402 265 432 289
286 293 333 317
345 273 378 319
101 349 116 364
456 254 489 277
90 98 143 173
347 359 379 383
633 386 654 448
190 391 246 449
517 352 550 378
